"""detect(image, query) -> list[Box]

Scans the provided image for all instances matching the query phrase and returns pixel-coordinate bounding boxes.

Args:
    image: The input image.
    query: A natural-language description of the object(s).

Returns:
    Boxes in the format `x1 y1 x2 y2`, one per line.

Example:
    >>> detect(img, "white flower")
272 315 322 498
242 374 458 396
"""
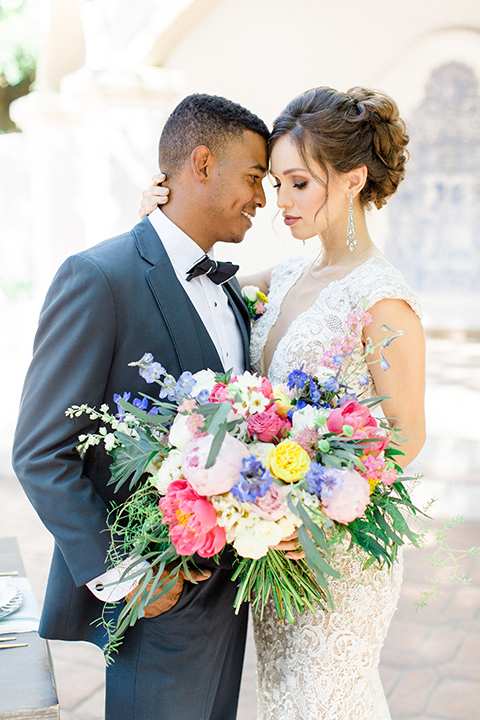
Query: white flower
254 519 284 547
233 528 269 559
147 449 183 494
241 285 259 302
292 405 329 432
278 513 302 540
232 389 269 418
168 413 193 449
248 441 274 465
103 433 116 452
314 365 337 384
232 371 262 390
191 369 216 397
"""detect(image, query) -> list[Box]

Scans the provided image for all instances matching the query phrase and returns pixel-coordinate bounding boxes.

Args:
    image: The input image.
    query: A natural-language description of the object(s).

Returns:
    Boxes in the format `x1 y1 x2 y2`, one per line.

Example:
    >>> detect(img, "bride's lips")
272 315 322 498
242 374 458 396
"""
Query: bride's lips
283 215 301 226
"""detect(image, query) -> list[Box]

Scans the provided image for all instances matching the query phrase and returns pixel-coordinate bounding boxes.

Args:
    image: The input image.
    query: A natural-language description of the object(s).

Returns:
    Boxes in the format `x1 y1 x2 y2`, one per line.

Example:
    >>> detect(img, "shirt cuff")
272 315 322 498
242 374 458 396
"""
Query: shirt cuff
86 557 150 602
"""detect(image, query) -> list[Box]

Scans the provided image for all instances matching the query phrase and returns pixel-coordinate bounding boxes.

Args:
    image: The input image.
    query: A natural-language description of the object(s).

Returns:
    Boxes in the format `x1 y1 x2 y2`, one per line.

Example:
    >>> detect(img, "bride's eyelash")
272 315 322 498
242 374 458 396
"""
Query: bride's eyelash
272 183 281 189
294 181 307 189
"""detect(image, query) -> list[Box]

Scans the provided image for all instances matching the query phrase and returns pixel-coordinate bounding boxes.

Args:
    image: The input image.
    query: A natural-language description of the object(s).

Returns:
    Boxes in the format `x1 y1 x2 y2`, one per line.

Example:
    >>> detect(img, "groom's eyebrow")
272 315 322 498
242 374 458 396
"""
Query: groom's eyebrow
249 163 267 176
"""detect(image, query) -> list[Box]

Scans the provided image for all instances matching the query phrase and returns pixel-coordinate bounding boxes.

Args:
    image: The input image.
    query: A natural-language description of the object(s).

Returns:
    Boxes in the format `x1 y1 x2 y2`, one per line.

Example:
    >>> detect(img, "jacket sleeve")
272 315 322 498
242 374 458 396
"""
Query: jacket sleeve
12 253 119 587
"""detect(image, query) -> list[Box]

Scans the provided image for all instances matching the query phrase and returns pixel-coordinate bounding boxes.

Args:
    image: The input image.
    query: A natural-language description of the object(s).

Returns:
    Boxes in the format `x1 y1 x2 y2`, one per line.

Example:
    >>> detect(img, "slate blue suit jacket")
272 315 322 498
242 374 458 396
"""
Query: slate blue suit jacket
12 217 251 644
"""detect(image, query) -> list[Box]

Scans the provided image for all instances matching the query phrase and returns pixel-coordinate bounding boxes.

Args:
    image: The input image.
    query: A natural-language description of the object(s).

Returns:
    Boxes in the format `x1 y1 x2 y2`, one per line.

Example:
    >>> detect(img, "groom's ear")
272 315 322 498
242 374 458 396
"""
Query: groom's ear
190 145 214 184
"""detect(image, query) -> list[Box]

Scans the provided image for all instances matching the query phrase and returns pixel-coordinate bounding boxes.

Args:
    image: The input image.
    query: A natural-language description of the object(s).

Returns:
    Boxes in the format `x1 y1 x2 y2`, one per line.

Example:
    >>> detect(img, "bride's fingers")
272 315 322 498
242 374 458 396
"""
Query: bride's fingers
151 173 166 186
138 186 170 219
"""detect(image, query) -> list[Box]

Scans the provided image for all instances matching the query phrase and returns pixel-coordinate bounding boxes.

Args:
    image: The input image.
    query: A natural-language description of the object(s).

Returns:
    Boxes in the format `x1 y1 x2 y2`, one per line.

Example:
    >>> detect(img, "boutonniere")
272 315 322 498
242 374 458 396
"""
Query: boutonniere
241 285 268 323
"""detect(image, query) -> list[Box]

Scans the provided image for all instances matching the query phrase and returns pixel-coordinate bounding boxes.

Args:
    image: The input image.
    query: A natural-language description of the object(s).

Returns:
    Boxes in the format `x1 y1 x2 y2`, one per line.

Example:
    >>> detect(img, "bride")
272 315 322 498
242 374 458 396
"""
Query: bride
140 86 426 720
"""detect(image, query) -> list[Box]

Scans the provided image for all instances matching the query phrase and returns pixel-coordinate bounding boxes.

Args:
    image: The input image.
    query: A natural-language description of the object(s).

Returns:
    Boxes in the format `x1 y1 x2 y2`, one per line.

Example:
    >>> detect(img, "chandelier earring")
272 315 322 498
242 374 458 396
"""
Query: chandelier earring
347 194 357 252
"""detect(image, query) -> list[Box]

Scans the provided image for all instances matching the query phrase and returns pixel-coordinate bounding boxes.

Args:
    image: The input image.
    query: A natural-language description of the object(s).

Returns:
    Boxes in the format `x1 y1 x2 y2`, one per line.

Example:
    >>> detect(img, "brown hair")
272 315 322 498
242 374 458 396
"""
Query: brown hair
269 86 409 209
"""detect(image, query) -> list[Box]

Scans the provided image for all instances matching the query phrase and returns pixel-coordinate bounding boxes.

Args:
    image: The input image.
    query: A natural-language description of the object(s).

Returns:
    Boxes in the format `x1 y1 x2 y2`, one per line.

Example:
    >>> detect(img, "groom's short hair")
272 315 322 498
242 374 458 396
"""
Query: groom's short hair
158 93 270 179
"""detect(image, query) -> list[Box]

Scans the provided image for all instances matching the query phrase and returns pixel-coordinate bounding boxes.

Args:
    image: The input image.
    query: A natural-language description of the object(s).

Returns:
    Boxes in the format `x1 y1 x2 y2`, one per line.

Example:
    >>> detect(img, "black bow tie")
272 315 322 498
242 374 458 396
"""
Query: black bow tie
186 255 239 285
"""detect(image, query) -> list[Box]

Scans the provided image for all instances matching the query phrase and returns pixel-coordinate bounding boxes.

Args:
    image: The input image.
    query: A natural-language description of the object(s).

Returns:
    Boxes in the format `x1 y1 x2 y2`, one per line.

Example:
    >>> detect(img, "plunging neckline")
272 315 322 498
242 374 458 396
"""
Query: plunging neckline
262 255 382 377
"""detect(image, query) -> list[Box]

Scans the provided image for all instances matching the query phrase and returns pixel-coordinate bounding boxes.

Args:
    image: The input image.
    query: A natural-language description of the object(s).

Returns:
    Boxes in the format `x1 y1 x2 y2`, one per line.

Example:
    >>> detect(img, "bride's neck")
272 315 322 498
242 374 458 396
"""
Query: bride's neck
314 208 377 269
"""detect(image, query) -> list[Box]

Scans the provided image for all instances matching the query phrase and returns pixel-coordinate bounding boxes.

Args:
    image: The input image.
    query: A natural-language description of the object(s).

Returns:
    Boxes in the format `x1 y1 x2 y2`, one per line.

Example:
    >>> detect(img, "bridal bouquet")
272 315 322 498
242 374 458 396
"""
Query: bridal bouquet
68 313 421 660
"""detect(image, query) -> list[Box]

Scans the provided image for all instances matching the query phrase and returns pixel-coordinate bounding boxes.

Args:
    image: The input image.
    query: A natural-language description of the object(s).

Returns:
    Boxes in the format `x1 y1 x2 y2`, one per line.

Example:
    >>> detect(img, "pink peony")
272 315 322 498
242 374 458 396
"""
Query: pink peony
250 482 289 521
159 479 226 557
321 468 370 524
181 433 250 496
326 400 389 454
247 406 290 442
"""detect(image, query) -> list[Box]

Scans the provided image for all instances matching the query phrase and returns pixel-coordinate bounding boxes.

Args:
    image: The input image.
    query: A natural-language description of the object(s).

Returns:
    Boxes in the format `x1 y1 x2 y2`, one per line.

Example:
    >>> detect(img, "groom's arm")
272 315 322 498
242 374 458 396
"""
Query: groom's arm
12 253 120 587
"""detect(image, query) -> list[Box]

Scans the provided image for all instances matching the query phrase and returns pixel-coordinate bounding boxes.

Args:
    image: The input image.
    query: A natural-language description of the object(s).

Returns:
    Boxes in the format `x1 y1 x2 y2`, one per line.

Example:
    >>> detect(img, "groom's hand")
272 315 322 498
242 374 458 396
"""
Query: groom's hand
125 564 211 618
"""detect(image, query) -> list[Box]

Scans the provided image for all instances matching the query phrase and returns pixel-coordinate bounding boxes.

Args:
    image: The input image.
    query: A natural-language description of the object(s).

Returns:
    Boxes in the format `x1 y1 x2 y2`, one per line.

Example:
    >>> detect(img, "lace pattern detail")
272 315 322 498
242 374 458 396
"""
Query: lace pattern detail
250 254 420 719
253 546 403 720
250 255 421 389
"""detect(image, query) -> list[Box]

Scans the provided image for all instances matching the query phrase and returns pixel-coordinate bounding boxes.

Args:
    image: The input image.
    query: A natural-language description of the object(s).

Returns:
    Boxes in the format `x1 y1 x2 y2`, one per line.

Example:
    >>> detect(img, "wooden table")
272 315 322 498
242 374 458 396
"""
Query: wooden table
0 537 59 719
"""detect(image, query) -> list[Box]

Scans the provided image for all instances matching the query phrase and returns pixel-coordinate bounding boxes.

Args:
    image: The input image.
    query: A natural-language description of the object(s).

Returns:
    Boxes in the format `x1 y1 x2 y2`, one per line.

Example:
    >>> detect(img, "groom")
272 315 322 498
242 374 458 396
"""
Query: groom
12 94 268 720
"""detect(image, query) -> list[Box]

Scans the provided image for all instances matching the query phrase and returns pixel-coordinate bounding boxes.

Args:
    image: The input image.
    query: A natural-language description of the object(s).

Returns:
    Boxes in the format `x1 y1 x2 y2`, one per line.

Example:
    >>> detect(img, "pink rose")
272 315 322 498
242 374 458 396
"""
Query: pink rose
182 433 250 496
254 300 266 316
321 468 370 524
159 479 226 557
327 400 388 454
209 383 233 404
250 482 289 521
247 406 291 442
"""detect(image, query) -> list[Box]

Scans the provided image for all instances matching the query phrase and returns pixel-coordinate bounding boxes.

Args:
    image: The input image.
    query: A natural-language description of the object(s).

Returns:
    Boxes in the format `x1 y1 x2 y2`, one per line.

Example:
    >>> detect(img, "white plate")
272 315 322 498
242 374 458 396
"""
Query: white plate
0 589 24 619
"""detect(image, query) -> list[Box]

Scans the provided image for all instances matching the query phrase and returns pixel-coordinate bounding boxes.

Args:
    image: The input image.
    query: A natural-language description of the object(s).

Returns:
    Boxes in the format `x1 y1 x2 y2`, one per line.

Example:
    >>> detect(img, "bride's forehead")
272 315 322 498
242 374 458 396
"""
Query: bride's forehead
270 137 309 175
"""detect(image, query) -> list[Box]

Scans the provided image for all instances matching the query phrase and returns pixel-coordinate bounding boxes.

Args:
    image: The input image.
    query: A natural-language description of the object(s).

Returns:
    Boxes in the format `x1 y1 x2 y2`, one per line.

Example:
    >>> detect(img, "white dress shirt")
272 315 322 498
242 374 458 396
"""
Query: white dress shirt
148 207 245 376
87 208 245 600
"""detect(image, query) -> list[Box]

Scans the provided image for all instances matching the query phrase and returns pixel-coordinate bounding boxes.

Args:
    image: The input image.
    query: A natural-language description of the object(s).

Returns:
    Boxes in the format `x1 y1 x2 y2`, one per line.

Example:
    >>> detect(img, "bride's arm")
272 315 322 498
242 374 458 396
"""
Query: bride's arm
363 298 426 468
238 268 273 295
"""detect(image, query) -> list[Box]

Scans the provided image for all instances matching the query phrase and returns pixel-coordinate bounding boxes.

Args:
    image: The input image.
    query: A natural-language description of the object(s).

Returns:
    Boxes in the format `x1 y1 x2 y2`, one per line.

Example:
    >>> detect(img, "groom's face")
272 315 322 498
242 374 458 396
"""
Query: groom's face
206 130 268 245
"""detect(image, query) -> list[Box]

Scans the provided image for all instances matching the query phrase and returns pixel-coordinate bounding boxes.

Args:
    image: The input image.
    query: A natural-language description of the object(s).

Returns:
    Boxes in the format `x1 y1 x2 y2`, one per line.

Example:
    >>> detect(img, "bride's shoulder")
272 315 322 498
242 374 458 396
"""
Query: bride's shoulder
270 255 308 285
350 255 422 318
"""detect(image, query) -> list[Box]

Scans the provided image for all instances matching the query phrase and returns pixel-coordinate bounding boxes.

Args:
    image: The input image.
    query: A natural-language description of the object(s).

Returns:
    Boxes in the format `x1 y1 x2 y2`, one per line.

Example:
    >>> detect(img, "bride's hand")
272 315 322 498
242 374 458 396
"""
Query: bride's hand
273 531 305 560
138 173 170 219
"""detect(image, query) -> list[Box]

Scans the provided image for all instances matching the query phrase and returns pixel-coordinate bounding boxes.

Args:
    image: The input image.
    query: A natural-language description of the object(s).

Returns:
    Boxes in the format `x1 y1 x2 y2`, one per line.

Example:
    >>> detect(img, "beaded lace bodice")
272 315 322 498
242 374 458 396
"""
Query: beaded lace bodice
250 254 420 720
250 254 421 387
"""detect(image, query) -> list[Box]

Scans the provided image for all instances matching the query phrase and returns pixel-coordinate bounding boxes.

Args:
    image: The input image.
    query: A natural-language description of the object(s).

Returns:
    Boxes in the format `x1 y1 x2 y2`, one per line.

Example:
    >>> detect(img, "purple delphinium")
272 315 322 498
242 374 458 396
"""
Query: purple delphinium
196 389 210 405
113 391 131 418
231 456 272 502
139 361 165 384
132 397 149 411
175 371 196 398
287 368 309 391
324 376 340 393
306 463 344 500
159 374 177 400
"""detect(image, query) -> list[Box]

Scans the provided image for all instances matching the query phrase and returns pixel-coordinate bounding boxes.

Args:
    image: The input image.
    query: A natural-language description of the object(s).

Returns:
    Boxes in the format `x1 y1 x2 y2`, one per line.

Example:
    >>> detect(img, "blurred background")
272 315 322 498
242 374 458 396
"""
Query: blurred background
1 2 479 719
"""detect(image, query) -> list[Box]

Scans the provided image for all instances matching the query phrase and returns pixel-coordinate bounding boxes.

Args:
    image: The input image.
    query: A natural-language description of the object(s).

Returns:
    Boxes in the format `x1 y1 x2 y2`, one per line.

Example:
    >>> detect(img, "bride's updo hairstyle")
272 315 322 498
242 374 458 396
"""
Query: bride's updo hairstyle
269 86 409 209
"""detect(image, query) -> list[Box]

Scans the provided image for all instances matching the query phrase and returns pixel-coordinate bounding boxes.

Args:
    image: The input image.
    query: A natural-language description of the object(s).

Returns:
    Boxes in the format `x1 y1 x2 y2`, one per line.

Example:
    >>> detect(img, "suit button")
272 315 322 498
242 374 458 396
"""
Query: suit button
214 302 218 307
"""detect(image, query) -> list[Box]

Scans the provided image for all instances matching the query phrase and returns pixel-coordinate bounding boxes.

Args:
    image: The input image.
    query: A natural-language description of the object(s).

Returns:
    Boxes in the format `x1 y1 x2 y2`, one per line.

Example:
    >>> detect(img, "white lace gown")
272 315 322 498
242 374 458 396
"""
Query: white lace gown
250 255 421 720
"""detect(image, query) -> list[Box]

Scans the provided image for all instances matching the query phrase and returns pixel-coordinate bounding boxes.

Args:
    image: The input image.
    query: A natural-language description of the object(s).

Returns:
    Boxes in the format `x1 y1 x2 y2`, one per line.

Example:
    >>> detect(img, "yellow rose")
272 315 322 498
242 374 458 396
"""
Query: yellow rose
268 439 310 482
258 290 268 304
273 385 293 418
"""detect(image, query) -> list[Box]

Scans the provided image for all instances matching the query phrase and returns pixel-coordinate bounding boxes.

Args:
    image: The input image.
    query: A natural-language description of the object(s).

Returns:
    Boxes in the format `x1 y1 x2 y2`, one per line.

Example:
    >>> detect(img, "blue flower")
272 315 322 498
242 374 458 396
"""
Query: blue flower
309 380 321 403
231 456 272 502
159 375 177 400
358 373 369 386
287 368 309 390
333 354 344 366
287 399 307 421
148 406 159 415
324 376 339 393
139 361 165 384
113 391 131 418
196 389 210 405
132 397 149 411
338 392 358 405
175 371 196 398
306 463 344 499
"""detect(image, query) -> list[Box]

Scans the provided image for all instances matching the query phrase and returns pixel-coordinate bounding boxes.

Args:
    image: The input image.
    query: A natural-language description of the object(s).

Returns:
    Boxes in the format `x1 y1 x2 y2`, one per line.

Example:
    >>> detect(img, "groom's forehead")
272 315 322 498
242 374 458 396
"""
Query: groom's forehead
223 131 268 172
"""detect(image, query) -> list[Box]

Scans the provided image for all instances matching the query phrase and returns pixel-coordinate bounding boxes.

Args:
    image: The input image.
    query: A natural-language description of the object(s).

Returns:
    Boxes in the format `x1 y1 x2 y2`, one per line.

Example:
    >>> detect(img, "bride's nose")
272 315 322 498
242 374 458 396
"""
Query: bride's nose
276 186 293 210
